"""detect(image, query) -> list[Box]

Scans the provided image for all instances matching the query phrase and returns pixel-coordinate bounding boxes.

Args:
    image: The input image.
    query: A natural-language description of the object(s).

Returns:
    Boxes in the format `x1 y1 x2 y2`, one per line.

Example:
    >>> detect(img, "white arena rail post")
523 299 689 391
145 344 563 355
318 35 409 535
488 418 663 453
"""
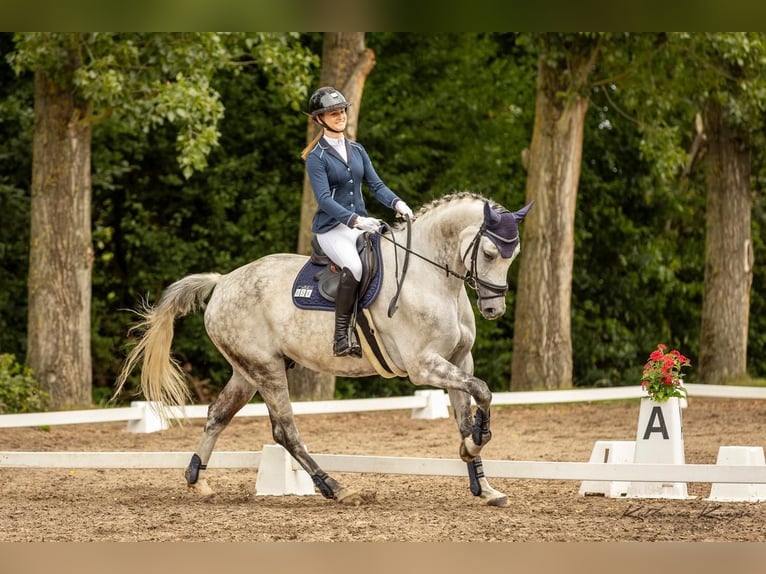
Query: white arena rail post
126 401 169 434
410 390 449 419
579 440 636 497
255 444 316 496
707 446 766 502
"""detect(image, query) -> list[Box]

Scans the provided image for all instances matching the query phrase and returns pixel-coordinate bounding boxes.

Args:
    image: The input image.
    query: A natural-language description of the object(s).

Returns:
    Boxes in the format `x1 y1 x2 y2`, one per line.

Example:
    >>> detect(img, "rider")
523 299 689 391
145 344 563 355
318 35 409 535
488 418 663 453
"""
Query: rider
302 86 413 357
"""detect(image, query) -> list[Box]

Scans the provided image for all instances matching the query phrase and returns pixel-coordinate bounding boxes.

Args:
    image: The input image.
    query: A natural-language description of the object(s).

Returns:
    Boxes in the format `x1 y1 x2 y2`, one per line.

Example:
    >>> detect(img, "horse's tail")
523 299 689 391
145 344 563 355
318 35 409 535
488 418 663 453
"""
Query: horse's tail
114 273 222 415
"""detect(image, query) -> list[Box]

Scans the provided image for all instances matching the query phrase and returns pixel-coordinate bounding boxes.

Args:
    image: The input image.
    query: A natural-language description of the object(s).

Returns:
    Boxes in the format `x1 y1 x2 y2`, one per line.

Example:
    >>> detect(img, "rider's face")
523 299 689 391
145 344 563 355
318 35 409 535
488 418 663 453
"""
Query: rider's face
321 108 347 132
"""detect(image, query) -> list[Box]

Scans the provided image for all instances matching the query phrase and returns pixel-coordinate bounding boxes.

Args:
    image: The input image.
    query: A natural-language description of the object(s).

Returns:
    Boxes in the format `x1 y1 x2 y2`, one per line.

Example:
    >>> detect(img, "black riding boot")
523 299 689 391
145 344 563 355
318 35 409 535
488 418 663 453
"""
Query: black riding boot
333 268 362 357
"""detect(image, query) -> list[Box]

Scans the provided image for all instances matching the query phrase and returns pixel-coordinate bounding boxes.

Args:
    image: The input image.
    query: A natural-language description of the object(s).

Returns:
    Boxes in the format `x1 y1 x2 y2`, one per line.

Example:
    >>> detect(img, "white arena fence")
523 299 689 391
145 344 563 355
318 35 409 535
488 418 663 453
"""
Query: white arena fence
2 383 765 432
2 384 765 490
1 449 764 485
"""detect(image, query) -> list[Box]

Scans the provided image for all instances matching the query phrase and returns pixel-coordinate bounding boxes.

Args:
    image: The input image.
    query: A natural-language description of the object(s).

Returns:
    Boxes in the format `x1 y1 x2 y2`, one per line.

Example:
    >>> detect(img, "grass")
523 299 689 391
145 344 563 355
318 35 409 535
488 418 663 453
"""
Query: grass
719 376 766 387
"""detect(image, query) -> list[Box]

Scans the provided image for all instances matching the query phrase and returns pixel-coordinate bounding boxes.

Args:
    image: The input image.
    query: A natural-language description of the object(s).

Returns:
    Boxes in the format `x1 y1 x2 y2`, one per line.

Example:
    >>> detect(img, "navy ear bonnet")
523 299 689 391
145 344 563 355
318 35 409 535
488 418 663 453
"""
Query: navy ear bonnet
482 200 534 258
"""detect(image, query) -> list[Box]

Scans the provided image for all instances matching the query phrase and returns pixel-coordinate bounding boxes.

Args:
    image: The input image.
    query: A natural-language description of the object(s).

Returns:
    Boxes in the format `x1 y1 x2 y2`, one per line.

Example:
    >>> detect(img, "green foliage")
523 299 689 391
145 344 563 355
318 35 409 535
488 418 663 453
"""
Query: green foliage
0 353 49 413
748 151 766 377
572 86 705 387
335 375 414 399
0 33 32 359
2 32 766 402
8 32 315 178
363 33 534 205
89 50 313 395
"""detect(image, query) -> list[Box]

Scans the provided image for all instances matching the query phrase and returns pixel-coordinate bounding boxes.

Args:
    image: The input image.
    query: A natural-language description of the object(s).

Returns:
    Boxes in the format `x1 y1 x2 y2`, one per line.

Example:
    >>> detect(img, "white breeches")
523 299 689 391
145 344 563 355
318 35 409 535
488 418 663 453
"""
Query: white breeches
316 224 365 281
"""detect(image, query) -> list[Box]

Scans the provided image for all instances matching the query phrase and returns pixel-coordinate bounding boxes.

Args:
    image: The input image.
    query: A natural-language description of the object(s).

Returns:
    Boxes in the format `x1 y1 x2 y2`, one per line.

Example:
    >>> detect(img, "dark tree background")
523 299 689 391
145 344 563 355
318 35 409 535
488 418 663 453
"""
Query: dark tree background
2 32 765 406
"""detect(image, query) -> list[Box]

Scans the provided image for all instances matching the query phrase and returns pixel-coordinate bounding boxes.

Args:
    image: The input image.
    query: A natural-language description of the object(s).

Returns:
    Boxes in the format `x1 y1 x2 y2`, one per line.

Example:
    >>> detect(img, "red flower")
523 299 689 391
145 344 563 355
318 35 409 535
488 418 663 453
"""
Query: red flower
640 343 691 401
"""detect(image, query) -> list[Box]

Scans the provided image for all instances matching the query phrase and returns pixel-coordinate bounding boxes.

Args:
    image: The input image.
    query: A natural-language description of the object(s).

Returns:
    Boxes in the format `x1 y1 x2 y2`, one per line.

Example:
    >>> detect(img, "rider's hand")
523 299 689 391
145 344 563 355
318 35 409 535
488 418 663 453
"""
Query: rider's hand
354 216 382 234
395 200 414 219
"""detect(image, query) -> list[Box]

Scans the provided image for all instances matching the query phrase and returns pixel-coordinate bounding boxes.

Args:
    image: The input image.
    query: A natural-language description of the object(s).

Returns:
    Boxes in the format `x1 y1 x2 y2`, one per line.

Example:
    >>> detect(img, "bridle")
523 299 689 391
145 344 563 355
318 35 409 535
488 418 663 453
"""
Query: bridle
380 215 512 315
461 222 512 304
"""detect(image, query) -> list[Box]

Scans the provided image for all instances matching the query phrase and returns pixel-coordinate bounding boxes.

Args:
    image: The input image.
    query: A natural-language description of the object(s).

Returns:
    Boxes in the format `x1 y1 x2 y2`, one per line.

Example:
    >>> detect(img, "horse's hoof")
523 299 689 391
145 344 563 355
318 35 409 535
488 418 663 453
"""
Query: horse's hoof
188 478 216 501
485 495 509 508
336 488 369 506
200 493 218 504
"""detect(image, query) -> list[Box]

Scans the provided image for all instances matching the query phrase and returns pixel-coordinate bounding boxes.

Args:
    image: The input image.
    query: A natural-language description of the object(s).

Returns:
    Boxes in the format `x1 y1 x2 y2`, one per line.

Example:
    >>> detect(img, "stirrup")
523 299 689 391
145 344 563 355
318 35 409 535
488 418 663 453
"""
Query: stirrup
333 340 362 357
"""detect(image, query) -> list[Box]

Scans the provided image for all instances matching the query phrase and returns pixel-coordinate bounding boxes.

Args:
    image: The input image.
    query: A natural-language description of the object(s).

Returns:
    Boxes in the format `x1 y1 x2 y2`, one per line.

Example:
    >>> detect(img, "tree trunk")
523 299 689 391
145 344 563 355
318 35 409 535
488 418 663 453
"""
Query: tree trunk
27 62 93 408
511 55 589 391
698 99 752 384
288 33 376 400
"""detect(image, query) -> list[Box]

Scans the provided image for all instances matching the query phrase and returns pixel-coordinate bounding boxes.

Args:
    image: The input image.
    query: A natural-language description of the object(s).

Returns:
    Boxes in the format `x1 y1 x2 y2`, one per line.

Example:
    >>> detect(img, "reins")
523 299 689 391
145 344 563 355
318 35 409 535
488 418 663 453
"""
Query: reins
379 219 466 283
379 217 509 312
386 214 412 317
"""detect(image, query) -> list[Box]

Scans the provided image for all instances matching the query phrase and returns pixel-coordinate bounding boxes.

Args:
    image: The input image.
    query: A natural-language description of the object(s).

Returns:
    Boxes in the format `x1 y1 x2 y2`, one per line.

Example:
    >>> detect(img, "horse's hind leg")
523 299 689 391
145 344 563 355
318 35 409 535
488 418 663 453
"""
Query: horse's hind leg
255 366 364 505
185 370 256 502
448 388 508 507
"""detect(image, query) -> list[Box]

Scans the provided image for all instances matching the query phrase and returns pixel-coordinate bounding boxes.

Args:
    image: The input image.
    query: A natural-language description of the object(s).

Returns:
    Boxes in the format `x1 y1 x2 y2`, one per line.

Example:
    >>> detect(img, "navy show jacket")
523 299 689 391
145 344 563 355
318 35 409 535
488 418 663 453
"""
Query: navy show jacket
306 137 401 234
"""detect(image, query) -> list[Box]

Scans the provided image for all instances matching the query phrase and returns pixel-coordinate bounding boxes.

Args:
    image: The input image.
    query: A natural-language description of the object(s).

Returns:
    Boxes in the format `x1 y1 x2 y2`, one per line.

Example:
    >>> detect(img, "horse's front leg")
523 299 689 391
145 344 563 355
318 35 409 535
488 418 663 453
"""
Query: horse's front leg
448 389 508 507
409 354 494 459
185 371 256 502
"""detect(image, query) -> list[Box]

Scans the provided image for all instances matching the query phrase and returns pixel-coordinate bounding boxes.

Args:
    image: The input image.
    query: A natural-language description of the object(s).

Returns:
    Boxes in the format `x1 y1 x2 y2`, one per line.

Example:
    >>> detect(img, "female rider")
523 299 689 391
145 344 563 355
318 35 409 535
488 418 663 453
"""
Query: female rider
302 86 413 357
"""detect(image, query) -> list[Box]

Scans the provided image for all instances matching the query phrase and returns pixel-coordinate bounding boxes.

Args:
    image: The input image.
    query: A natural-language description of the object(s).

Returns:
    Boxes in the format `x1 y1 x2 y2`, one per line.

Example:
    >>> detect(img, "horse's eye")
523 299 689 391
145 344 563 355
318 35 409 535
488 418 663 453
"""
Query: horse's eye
482 250 496 261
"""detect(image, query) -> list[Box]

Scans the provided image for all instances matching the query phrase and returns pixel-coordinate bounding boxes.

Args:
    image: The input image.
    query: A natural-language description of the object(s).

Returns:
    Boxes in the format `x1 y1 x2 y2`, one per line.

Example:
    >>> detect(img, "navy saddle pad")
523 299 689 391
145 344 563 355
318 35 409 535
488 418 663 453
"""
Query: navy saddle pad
291 234 384 311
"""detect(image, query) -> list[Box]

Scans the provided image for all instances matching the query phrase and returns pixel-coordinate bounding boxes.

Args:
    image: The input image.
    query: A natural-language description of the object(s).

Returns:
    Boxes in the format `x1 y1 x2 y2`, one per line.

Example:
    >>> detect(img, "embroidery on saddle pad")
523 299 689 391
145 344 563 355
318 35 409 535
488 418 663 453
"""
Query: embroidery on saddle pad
291 234 384 311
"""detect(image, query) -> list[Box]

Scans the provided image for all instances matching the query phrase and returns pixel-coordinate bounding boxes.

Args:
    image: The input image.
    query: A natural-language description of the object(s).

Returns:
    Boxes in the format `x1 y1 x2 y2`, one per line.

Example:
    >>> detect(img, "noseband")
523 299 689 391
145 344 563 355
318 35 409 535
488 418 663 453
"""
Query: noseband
462 224 511 303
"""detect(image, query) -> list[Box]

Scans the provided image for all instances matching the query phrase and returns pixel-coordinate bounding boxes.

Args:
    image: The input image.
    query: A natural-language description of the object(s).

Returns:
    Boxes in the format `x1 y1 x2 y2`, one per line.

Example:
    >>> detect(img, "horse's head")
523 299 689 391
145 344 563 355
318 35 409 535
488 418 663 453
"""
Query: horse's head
464 200 534 319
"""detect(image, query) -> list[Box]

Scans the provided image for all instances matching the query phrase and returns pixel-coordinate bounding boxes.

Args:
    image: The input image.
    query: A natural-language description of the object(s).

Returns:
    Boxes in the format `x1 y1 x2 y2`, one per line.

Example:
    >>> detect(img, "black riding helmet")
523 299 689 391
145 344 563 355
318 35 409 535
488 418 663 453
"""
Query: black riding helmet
308 86 350 117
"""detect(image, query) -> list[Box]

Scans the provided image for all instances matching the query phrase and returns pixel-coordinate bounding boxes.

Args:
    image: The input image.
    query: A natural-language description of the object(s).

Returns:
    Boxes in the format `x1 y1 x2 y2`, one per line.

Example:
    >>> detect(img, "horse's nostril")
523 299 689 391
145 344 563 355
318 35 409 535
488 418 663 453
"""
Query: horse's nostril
481 305 505 320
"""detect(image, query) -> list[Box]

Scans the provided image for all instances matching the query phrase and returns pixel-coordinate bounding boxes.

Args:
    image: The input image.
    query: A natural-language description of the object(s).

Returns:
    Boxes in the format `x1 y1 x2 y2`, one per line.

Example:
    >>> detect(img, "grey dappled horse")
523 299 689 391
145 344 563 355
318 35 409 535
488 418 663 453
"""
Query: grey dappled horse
115 192 532 507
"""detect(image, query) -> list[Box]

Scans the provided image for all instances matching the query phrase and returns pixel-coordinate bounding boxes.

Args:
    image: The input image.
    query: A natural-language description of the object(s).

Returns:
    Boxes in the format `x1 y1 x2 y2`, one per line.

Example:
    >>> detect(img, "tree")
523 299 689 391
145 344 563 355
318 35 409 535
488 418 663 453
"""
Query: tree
10 32 314 408
699 100 752 384
613 33 765 384
692 34 765 384
25 39 93 406
511 34 601 390
288 32 376 400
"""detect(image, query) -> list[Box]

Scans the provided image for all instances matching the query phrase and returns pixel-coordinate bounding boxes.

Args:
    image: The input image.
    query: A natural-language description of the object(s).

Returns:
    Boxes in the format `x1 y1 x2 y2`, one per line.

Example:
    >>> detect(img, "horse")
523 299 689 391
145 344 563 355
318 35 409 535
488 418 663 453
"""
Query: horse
114 192 533 507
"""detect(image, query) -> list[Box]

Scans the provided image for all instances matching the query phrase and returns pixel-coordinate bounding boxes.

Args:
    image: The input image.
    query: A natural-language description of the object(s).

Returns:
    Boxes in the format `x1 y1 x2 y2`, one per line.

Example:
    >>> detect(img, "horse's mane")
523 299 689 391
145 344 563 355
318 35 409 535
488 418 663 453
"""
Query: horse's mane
388 191 494 231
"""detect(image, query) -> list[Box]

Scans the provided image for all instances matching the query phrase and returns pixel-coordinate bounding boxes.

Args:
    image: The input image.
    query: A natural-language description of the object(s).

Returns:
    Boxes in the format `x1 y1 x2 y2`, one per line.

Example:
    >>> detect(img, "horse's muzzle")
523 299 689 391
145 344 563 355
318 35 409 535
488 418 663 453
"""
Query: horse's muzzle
478 296 506 320
475 279 508 320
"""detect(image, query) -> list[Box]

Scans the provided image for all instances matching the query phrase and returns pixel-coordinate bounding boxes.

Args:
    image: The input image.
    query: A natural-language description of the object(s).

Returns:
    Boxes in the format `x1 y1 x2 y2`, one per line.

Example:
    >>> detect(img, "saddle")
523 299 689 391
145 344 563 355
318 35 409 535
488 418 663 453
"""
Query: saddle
310 233 379 302
291 232 383 311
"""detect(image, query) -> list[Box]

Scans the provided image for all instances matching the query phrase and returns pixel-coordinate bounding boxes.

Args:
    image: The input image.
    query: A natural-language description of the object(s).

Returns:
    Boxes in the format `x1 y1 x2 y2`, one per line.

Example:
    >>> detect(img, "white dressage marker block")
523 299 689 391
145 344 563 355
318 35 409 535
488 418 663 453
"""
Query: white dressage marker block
126 401 169 434
708 446 766 502
579 440 636 497
255 444 316 496
411 390 450 419
626 397 693 499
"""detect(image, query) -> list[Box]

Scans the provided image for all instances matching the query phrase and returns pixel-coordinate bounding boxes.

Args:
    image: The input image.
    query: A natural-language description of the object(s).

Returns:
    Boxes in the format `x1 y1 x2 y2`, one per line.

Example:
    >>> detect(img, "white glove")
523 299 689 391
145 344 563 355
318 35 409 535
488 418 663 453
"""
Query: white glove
354 216 382 233
395 200 414 219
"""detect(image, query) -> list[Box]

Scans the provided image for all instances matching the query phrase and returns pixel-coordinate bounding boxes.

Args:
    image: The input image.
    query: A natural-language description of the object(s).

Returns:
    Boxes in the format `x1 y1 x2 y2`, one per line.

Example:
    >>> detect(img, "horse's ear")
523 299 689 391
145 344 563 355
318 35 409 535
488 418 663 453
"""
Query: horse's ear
513 200 535 223
484 201 501 225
